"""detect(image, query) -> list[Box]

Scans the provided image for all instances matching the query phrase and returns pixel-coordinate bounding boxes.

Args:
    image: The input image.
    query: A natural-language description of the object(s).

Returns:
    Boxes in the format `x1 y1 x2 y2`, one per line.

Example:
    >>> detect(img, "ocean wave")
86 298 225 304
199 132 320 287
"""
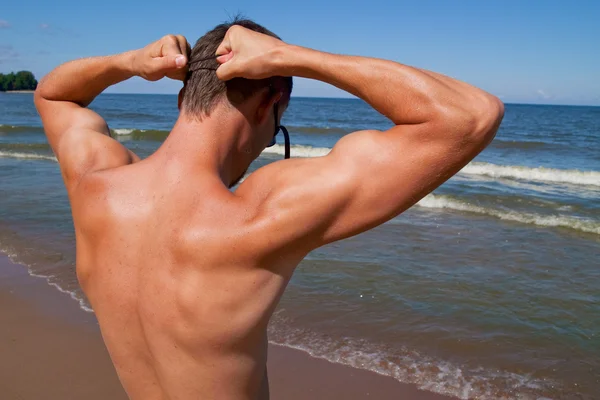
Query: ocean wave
112 128 136 135
3 134 598 189
0 244 94 313
109 128 169 137
263 143 331 157
268 315 554 399
32 272 94 313
0 150 56 162
415 194 600 235
461 162 600 187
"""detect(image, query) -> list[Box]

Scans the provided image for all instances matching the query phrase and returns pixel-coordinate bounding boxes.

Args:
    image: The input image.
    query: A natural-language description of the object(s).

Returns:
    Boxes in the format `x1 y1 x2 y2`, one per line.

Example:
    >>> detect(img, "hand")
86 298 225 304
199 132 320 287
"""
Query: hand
215 26 288 81
133 35 191 81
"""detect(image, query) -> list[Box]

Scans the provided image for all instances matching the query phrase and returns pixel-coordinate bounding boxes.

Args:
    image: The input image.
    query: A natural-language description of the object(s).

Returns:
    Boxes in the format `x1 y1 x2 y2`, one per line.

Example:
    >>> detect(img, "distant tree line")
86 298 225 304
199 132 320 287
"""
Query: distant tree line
0 71 38 91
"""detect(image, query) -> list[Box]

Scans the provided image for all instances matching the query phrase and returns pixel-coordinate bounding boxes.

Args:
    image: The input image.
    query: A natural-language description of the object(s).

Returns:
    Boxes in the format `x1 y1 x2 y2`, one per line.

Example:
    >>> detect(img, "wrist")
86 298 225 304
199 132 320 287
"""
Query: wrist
118 50 138 77
278 45 322 79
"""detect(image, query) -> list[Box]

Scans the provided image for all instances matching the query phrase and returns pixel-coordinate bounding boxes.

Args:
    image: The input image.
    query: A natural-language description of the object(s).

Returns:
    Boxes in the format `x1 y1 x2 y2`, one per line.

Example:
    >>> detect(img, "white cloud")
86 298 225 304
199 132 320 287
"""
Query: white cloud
536 89 551 99
0 20 10 29
40 23 50 29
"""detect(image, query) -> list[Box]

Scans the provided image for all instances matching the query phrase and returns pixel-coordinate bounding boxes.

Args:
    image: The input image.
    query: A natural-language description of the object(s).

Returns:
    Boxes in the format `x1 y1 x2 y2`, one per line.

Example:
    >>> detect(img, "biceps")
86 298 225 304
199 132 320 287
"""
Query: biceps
321 128 478 243
244 128 479 250
35 97 109 154
56 129 136 190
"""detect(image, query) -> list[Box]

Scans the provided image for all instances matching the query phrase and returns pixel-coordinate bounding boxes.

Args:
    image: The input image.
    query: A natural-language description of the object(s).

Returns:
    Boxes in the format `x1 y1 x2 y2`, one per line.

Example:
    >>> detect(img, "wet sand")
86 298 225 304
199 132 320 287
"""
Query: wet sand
0 254 451 400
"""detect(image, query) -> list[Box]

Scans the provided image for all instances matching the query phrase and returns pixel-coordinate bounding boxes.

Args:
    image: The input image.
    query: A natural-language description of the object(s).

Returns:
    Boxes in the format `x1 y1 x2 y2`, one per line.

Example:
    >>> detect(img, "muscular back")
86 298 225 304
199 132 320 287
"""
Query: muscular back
72 160 298 400
34 26 502 400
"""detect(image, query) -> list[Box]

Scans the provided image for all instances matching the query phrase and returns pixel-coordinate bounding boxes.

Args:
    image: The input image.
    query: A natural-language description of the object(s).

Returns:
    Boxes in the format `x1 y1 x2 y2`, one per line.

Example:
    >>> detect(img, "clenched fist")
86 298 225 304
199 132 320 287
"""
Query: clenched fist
215 26 289 81
133 35 191 81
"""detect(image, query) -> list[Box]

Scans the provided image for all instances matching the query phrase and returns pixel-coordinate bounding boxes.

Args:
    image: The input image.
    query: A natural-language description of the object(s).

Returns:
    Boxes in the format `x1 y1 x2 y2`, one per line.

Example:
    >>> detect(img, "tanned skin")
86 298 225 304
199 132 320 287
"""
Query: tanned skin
34 26 503 400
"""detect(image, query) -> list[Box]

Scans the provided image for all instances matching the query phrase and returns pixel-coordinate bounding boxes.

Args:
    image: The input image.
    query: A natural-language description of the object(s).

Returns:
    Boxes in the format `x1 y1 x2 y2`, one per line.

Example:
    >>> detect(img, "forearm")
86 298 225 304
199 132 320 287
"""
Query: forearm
281 45 496 126
36 51 136 107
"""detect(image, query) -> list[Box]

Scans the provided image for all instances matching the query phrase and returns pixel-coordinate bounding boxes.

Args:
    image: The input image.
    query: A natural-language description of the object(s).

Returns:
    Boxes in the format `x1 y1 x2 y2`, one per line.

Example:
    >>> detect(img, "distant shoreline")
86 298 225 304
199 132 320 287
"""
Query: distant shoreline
1 90 597 107
101 93 600 107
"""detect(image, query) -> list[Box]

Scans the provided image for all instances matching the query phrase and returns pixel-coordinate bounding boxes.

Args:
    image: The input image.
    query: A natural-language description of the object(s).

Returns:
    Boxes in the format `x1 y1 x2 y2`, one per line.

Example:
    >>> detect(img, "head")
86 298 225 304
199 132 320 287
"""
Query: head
178 17 293 186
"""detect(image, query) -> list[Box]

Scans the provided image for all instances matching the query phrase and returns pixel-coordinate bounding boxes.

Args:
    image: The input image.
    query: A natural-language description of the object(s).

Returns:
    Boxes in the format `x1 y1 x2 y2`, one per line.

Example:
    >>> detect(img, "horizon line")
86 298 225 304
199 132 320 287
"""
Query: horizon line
101 92 600 107
2 90 599 107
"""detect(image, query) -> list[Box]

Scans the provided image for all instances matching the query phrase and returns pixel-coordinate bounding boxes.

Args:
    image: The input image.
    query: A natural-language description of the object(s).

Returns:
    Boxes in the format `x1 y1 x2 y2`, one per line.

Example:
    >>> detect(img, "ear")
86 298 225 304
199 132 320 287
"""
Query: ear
178 87 185 110
255 90 282 126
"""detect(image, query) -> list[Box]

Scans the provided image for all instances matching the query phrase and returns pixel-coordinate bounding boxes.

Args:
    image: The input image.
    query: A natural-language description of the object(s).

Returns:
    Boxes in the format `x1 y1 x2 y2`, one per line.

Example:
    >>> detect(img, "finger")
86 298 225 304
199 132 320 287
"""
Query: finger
175 36 191 78
215 61 237 81
216 52 234 64
153 54 187 73
215 34 231 58
162 36 187 63
185 40 192 60
216 60 243 81
175 35 189 58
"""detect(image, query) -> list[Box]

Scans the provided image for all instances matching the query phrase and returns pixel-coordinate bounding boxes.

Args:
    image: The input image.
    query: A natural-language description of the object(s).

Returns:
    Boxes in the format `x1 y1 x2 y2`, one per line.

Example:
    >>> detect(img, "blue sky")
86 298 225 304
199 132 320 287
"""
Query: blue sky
1 0 599 105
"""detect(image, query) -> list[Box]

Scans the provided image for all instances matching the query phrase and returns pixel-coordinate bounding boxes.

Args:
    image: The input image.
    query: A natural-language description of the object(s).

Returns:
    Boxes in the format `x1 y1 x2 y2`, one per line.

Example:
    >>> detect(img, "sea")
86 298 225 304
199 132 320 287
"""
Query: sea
0 92 598 399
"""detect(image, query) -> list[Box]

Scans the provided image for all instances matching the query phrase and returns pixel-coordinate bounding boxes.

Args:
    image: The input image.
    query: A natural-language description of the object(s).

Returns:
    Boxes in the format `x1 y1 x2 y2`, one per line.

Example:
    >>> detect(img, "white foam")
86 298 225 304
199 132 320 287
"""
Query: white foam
267 319 555 399
4 137 597 189
415 194 600 235
29 270 95 313
263 144 331 157
0 246 95 313
460 162 600 187
0 151 57 162
112 128 135 135
48 281 94 313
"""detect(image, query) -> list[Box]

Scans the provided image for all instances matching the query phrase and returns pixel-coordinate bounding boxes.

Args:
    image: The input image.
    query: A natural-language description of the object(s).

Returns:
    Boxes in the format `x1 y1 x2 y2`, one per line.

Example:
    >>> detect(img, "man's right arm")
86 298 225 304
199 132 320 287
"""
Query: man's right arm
225 27 504 251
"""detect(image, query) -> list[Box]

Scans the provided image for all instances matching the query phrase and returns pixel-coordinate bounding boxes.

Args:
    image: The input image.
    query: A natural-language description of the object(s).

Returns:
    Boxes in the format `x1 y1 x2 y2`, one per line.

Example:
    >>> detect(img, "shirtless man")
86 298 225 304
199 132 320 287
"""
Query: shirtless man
35 18 503 400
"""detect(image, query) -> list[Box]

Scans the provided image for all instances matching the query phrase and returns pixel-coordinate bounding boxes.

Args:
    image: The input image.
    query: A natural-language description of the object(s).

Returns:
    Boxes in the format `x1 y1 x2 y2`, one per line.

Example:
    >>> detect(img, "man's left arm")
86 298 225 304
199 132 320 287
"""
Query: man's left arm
34 34 189 190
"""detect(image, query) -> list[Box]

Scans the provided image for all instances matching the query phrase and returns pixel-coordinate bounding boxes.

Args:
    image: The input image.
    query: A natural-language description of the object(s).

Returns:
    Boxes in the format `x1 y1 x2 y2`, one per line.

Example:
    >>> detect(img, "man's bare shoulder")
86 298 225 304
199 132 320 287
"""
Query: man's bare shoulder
69 162 150 234
231 129 416 250
235 130 385 215
56 128 141 192
235 158 312 204
232 155 348 254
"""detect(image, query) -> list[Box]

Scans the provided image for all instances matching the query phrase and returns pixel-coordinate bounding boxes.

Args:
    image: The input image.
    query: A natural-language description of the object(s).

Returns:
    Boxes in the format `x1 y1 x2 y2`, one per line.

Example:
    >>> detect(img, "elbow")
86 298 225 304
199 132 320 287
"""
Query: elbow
33 89 42 109
33 74 53 107
475 94 504 141
445 93 504 147
33 80 46 108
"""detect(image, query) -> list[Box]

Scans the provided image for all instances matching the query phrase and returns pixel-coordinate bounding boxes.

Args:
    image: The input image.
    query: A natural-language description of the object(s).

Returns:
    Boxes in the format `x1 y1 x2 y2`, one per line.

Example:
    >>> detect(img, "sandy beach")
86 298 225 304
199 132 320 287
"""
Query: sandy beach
0 254 451 400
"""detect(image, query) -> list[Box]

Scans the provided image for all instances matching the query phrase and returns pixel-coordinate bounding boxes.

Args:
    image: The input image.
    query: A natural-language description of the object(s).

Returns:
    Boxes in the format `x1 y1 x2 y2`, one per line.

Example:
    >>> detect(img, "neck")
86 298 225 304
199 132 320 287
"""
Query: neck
152 107 248 187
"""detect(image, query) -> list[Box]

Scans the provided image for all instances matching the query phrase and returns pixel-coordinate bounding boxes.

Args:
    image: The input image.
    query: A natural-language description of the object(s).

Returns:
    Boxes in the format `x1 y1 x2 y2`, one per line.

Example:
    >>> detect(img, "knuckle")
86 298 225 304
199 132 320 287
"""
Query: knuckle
164 34 177 43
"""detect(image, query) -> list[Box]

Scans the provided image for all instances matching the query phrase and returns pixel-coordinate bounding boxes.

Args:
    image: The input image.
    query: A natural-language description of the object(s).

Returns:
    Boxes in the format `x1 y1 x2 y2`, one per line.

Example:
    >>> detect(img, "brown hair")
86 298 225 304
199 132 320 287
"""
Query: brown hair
181 17 293 117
